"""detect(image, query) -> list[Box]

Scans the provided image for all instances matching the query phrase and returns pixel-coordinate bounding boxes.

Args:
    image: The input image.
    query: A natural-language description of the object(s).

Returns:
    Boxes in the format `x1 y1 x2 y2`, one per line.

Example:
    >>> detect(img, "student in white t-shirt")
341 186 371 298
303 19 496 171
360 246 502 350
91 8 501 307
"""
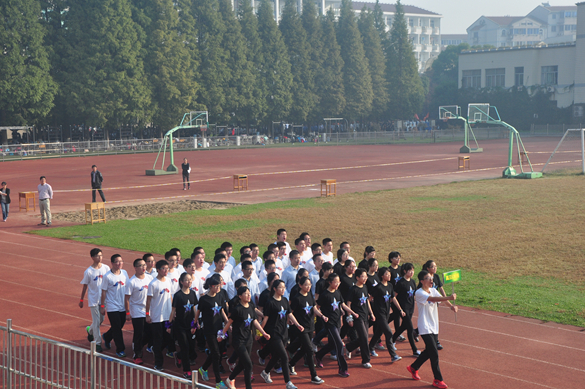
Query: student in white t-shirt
208 246 234 275
221 241 237 269
308 254 323 295
407 270 457 389
275 228 291 255
276 241 290 269
99 254 130 357
258 259 276 293
295 238 312 269
182 257 203 299
146 260 176 371
191 251 210 292
143 253 158 278
299 232 313 259
165 251 181 294
303 243 322 275
248 243 264 275
193 247 210 270
79 248 110 352
206 253 235 299
170 248 185 274
125 258 153 364
240 260 261 304
281 250 302 293
231 253 251 281
258 251 284 282
321 238 334 264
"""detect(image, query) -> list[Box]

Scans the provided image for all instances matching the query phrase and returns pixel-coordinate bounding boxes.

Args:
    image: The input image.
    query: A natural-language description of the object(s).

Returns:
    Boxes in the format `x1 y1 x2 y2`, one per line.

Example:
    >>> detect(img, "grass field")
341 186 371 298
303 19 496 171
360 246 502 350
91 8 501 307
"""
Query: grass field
31 172 585 327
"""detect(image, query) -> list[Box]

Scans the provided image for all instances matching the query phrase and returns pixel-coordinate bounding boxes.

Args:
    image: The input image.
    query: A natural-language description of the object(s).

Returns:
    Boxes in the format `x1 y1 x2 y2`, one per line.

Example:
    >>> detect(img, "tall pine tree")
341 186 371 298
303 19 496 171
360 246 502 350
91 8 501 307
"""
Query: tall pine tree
317 9 345 119
0 0 57 126
257 0 293 123
386 0 424 119
279 0 316 124
58 0 151 129
337 0 373 120
301 0 324 123
358 7 388 120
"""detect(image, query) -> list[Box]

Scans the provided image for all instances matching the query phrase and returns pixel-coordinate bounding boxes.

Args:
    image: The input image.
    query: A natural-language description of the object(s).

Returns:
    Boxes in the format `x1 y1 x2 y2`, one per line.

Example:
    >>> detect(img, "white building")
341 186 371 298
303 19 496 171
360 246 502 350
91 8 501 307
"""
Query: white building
458 1 585 118
441 34 467 48
527 3 578 44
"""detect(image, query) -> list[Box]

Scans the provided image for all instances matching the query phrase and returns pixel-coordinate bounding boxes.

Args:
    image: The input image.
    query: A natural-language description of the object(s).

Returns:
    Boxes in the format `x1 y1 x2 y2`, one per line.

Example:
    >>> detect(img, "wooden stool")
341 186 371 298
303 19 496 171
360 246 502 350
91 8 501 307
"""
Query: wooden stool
520 151 529 164
19 192 37 212
233 175 248 191
458 156 470 170
85 202 106 224
321 179 337 197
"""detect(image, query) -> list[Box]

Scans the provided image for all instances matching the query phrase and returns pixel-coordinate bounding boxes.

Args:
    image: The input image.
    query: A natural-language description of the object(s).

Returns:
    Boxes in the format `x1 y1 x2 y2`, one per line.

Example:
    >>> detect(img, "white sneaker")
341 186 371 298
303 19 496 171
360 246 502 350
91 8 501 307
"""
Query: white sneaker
260 370 272 384
285 381 297 389
311 376 324 385
362 362 372 368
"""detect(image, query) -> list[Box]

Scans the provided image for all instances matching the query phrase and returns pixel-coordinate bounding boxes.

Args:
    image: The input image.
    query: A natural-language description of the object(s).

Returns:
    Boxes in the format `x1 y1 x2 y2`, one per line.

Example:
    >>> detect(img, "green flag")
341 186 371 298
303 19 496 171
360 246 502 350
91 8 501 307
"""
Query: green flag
443 269 461 284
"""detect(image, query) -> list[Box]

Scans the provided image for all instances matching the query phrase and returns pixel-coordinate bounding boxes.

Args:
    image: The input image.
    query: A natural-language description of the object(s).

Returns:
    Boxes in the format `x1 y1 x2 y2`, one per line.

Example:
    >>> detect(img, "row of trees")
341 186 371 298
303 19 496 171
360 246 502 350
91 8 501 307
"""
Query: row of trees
0 0 425 132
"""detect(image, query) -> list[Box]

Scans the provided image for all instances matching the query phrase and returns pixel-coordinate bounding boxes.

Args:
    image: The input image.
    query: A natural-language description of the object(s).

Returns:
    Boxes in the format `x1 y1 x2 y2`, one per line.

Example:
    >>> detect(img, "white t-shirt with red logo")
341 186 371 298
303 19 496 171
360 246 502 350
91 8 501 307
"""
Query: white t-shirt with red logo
80 264 110 307
126 274 153 318
101 269 129 312
147 277 173 323
167 268 181 294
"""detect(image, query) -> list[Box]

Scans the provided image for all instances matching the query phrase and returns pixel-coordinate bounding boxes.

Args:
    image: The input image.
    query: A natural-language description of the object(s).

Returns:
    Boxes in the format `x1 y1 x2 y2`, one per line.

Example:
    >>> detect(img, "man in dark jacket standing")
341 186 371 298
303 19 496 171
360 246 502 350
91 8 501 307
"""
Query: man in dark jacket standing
91 165 106 202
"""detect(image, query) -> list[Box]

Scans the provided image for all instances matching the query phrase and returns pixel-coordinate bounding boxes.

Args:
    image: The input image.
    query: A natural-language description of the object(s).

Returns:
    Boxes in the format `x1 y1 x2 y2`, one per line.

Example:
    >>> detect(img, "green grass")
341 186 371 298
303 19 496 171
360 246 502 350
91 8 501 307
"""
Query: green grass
30 173 585 327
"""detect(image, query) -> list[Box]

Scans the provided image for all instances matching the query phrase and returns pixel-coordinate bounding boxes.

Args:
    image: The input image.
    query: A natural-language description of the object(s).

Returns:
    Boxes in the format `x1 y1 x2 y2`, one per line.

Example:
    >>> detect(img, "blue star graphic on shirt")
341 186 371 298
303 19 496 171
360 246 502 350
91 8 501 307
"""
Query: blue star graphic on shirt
331 298 339 311
244 314 253 327
395 275 401 283
359 293 368 306
303 302 312 315
184 301 194 312
383 291 391 302
278 306 287 319
212 302 222 316
407 286 414 298
372 280 378 287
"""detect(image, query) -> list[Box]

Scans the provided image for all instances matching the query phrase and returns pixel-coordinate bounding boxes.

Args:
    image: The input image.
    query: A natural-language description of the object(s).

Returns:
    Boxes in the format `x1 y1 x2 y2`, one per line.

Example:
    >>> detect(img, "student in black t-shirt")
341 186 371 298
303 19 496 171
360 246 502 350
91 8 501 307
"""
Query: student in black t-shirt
170 273 198 379
289 277 326 384
312 262 333 348
339 260 357 341
365 257 380 291
358 246 376 270
257 273 280 365
392 263 419 356
220 286 269 389
332 249 349 276
181 158 190 190
289 268 309 301
368 267 404 362
194 276 229 387
422 260 447 350
314 273 356 378
260 280 303 389
388 251 403 337
344 269 375 368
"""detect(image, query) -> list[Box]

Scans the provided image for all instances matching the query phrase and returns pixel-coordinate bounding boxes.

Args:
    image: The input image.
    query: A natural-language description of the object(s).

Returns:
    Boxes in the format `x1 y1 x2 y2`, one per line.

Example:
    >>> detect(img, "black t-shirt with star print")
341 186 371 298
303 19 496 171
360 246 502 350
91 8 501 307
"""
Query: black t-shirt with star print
198 293 226 334
229 301 257 346
172 289 198 330
263 297 291 340
290 292 316 333
394 278 417 314
317 289 344 327
366 272 380 292
347 284 369 321
371 282 394 318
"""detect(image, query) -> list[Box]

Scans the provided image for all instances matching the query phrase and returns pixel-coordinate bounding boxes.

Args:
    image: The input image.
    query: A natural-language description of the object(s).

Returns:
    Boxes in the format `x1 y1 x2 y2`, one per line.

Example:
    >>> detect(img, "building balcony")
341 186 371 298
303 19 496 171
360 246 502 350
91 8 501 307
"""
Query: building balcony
409 26 422 34
413 43 422 52
431 27 440 35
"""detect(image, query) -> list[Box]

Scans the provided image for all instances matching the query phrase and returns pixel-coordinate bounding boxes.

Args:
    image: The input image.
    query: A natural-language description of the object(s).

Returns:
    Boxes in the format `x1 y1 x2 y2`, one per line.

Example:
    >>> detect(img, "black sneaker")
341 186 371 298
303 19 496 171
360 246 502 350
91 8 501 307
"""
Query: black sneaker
102 335 111 350
437 342 444 350
154 365 164 372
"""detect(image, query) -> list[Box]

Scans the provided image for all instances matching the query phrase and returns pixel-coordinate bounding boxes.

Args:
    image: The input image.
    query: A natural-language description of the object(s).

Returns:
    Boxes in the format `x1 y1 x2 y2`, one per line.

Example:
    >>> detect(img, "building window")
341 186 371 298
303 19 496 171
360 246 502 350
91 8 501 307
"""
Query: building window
551 26 556 32
541 65 558 85
502 29 506 36
515 67 524 86
430 20 435 28
462 70 481 89
486 68 505 87
565 25 571 31
514 28 527 35
552 13 556 19
409 18 414 27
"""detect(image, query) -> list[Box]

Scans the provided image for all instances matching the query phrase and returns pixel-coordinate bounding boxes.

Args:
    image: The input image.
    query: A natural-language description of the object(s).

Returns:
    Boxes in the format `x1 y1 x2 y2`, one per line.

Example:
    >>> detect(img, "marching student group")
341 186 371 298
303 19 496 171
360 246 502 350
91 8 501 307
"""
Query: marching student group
79 229 457 389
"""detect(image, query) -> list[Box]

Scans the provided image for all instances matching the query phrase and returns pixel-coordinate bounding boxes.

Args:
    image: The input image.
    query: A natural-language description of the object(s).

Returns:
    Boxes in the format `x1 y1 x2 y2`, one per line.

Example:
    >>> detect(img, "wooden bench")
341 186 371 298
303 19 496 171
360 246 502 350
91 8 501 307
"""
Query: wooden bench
321 179 337 197
458 156 470 170
233 175 248 191
19 192 37 212
85 202 106 224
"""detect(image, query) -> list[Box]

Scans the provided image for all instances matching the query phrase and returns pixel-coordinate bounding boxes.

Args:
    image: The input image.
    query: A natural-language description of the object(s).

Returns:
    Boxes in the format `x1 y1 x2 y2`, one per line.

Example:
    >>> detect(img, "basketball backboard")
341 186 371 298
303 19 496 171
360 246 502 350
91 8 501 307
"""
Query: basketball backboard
467 103 499 123
439 105 461 119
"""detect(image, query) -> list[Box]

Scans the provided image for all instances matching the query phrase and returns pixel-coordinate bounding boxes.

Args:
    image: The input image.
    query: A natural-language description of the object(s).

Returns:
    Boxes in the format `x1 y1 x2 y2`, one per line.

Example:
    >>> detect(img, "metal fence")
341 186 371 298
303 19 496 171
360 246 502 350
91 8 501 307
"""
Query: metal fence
0 129 516 162
0 319 214 389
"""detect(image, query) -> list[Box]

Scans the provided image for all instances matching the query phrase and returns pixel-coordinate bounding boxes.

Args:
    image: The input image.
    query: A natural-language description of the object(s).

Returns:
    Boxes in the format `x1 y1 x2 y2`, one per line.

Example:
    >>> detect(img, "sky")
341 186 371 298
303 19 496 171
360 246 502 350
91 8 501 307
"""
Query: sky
380 0 573 34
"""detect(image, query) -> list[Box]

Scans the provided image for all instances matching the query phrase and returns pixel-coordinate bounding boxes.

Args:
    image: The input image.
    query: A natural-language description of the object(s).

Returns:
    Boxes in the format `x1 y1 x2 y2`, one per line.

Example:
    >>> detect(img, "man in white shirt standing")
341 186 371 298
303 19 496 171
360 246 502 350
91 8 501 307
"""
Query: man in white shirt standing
79 248 110 352
275 228 291 255
321 238 334 264
37 176 53 226
125 258 153 365
100 254 130 357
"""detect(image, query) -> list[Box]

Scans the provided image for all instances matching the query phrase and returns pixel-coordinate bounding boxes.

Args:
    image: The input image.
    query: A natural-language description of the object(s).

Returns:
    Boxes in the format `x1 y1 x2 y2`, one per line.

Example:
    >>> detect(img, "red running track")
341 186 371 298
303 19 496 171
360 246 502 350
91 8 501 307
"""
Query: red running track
1 139 585 388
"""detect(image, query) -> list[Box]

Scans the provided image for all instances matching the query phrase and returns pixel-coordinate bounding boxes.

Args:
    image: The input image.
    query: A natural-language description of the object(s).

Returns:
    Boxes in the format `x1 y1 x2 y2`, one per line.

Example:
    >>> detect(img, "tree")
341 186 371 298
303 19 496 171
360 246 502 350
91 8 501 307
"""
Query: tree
280 0 317 123
257 0 293 123
358 7 389 120
57 0 151 129
372 0 390 53
424 42 469 112
301 0 324 123
337 0 373 120
316 9 345 118
0 0 57 126
386 0 424 119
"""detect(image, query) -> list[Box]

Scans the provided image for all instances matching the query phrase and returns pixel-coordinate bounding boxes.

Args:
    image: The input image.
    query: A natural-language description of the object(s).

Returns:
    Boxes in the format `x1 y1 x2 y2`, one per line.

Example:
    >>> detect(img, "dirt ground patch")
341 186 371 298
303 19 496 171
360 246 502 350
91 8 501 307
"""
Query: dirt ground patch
53 200 240 223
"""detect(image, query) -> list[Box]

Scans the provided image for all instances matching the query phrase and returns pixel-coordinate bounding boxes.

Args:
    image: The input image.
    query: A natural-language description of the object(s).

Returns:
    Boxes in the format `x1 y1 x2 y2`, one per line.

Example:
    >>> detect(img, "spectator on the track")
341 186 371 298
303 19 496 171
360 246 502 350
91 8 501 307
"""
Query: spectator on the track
37 176 53 226
100 254 130 357
407 270 457 389
91 165 106 202
181 158 191 190
1 181 10 222
79 248 110 352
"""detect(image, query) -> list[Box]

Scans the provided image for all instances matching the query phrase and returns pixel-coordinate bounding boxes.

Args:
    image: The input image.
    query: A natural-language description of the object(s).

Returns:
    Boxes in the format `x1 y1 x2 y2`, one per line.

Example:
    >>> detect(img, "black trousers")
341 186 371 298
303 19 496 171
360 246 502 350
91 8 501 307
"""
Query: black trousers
289 331 318 379
103 311 126 353
202 332 223 383
345 318 370 364
391 304 402 332
152 322 176 367
182 173 190 189
369 313 398 358
315 323 348 372
131 317 152 358
92 187 106 202
411 334 442 381
265 337 291 382
392 310 417 353
229 340 253 389
174 326 197 372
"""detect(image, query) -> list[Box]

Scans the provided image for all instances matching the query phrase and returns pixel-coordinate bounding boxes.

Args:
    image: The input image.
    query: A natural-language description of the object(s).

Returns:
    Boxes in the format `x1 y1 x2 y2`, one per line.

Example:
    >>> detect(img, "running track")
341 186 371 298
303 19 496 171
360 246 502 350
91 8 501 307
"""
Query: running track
1 138 584 388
